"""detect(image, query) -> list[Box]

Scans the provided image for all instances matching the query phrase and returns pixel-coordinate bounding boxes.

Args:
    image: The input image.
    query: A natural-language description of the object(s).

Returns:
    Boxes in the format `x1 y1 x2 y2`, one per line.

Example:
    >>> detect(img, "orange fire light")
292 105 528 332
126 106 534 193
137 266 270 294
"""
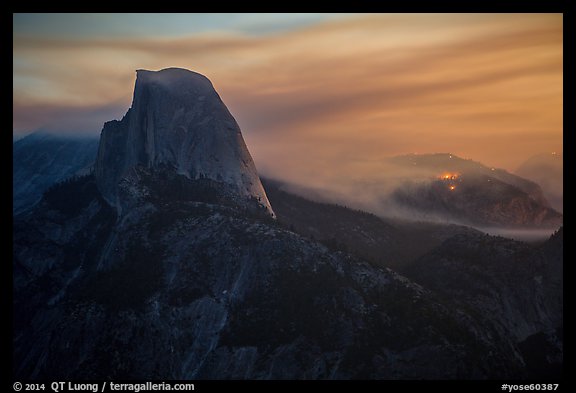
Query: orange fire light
449 185 456 191
439 173 459 180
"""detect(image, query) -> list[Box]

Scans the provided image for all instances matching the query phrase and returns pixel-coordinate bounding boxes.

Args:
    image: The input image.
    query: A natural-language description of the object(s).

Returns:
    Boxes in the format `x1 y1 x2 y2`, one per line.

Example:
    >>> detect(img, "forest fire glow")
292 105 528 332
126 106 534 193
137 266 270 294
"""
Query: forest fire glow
439 173 459 180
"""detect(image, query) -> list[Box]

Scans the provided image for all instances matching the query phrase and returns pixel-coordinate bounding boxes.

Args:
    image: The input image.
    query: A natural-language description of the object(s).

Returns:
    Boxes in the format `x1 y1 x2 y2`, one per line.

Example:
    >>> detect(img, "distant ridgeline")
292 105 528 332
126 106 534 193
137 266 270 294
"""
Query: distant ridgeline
13 132 99 214
13 69 562 379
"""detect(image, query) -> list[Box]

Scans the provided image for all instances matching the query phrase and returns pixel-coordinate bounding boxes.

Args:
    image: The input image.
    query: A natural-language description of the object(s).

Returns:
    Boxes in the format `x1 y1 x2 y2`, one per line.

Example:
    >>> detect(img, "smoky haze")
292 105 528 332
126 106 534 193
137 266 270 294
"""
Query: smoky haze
515 153 563 213
13 13 562 238
264 152 562 240
14 14 562 171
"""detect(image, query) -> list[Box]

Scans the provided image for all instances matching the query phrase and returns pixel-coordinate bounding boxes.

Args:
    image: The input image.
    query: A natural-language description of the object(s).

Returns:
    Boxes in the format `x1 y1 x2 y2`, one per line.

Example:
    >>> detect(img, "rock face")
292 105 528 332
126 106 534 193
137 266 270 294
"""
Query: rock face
95 68 273 216
14 175 525 379
405 229 563 378
12 71 563 380
261 179 563 378
13 132 98 215
13 172 562 379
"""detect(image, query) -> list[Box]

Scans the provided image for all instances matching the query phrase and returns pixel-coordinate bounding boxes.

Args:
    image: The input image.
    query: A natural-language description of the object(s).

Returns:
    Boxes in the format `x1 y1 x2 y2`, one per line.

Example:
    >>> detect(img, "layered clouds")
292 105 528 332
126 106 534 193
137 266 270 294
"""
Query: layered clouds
14 13 562 180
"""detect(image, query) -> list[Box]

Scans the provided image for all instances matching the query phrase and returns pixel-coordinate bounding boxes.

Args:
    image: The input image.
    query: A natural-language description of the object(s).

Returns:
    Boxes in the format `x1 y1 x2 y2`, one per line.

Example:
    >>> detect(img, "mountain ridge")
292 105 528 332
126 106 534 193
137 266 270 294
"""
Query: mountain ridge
13 132 99 215
12 68 563 379
386 153 561 228
13 173 527 379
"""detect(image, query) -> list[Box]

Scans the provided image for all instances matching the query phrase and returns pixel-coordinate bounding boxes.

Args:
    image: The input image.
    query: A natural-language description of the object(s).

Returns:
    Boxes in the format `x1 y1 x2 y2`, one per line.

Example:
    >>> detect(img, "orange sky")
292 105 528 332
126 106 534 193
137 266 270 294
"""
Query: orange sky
13 13 562 180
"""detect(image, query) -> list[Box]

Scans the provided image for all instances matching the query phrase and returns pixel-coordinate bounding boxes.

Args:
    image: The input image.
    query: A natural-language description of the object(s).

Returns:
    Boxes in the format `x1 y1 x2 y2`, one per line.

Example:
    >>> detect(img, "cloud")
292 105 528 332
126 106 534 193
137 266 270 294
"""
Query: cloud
13 13 562 178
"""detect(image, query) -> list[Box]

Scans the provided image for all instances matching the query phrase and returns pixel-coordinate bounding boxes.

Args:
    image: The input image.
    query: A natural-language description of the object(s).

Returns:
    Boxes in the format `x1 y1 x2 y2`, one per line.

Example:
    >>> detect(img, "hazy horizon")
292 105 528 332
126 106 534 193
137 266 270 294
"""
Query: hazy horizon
12 14 564 381
14 13 562 177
